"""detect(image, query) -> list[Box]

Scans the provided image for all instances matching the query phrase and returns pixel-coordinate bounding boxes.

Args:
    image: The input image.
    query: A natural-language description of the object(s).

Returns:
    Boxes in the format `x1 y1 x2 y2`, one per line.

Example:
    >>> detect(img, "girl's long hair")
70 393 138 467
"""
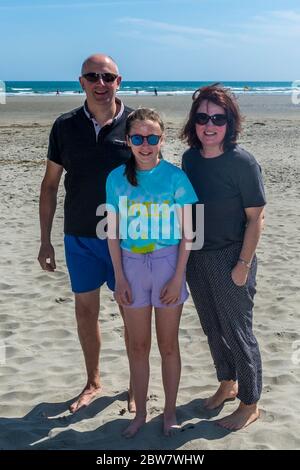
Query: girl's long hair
125 108 164 186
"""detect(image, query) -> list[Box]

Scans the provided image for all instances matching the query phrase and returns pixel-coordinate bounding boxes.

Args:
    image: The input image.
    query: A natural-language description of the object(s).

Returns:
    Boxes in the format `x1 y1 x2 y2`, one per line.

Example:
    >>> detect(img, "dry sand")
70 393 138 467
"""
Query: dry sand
0 94 299 450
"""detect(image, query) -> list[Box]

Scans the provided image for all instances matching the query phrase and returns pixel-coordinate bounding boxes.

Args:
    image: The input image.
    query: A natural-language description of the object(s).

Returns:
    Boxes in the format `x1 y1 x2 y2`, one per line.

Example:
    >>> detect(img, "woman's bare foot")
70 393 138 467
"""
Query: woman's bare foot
163 412 180 436
204 380 238 410
69 384 102 413
127 388 136 414
122 415 146 438
217 402 260 430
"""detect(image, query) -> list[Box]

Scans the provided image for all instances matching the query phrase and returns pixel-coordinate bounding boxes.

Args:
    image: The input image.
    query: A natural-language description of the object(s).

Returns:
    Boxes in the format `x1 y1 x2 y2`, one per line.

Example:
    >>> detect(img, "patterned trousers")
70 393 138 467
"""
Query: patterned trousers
187 243 262 405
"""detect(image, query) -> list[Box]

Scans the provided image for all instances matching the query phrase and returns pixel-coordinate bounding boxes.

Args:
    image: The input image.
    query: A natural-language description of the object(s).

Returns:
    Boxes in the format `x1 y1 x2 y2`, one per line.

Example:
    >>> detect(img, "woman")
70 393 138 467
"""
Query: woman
106 108 197 437
180 84 266 430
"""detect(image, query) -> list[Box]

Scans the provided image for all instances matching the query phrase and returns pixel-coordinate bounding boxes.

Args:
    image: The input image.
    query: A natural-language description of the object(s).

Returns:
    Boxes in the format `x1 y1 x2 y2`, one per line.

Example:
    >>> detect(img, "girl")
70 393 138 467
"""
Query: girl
106 108 198 437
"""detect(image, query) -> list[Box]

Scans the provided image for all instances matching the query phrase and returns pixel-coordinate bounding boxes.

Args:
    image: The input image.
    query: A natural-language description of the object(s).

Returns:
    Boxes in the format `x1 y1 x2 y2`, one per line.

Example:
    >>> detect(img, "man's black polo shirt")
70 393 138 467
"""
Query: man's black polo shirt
47 102 132 237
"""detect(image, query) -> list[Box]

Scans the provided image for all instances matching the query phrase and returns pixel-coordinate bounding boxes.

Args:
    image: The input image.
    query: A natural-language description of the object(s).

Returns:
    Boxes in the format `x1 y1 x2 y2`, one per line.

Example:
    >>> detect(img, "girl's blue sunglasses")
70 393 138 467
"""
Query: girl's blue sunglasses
129 134 161 146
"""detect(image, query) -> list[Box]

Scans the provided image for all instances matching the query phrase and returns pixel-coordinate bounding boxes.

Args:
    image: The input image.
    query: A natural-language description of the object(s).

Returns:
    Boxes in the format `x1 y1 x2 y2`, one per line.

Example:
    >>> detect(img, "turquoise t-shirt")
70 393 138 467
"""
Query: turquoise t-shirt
106 160 198 253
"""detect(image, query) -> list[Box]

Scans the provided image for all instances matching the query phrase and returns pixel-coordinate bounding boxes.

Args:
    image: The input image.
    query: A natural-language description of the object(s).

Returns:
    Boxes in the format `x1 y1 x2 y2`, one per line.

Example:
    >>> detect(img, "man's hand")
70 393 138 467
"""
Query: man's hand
38 243 56 271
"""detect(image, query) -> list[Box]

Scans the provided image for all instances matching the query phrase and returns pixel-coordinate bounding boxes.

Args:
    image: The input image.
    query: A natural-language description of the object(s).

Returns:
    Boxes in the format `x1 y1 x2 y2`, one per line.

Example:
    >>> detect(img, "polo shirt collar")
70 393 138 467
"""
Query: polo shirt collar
83 98 124 125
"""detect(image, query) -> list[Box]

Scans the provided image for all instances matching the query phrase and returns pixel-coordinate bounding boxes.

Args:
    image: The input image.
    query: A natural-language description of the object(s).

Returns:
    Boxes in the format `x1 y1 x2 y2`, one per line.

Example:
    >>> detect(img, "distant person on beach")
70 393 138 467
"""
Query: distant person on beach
135 89 139 94
106 108 197 437
154 88 158 96
56 89 60 95
180 84 266 430
38 53 135 413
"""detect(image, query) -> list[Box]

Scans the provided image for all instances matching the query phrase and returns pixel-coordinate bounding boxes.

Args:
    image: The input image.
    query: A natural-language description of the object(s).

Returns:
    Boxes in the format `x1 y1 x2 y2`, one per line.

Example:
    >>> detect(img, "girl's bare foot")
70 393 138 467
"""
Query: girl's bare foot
163 412 180 436
216 402 260 430
69 384 102 413
122 415 146 438
204 380 238 410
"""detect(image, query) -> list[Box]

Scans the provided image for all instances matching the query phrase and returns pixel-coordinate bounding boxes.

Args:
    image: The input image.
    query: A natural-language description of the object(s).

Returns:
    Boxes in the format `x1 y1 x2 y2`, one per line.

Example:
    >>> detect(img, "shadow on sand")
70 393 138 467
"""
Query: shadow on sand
0 393 236 450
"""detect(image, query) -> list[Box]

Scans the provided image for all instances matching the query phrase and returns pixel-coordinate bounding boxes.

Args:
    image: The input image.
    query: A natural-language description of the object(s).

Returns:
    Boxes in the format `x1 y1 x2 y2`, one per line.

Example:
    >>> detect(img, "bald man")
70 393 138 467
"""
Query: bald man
38 54 135 413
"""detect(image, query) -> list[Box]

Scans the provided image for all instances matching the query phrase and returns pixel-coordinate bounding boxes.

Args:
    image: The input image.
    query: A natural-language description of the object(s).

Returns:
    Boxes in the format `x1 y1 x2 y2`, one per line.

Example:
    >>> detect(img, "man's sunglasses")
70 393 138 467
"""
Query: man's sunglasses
195 113 228 126
129 134 161 146
82 72 118 83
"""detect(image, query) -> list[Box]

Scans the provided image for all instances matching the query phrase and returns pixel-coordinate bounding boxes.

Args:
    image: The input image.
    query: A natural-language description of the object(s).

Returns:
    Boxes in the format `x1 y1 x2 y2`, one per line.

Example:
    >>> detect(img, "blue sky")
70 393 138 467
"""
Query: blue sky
0 0 300 81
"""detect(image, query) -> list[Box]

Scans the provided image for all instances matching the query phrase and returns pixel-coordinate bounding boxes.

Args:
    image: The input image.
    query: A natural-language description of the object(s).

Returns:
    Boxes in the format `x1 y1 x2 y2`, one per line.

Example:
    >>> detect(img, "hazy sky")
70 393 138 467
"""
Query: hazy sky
0 0 300 81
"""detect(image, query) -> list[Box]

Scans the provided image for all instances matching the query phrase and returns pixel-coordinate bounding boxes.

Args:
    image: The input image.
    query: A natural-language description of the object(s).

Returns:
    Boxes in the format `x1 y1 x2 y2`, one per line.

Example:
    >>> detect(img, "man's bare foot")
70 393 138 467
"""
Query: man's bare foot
122 415 146 438
69 384 102 413
204 380 238 410
216 402 260 430
163 413 180 437
127 389 136 414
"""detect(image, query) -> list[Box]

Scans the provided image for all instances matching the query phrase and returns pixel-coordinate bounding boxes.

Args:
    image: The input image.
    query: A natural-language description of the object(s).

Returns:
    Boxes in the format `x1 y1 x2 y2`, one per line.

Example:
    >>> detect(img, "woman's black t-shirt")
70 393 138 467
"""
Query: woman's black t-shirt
182 145 266 251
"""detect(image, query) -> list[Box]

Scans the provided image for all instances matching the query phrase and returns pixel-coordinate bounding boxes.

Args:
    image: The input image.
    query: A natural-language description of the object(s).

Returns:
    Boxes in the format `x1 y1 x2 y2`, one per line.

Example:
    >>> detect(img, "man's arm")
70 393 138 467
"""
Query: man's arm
38 160 63 271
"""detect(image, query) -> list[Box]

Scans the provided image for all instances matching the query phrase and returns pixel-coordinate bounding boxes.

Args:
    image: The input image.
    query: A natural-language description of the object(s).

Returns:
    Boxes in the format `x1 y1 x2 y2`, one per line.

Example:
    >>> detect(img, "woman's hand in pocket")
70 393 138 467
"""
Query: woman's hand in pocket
231 263 249 287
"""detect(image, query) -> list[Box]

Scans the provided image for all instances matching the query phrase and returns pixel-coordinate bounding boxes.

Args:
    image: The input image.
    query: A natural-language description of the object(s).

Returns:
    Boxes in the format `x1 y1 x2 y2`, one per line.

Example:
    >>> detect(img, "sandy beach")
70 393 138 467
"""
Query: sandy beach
0 94 300 450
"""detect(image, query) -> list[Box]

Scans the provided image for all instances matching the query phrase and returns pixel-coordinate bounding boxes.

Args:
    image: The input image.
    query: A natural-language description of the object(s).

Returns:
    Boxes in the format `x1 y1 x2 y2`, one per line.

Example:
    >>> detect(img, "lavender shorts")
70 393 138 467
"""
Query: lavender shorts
121 245 189 308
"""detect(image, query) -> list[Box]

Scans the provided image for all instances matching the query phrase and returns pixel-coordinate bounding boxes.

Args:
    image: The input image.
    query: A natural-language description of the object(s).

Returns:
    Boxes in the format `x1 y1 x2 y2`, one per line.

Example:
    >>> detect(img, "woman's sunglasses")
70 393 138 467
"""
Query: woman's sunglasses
129 134 161 146
195 113 228 126
82 72 118 83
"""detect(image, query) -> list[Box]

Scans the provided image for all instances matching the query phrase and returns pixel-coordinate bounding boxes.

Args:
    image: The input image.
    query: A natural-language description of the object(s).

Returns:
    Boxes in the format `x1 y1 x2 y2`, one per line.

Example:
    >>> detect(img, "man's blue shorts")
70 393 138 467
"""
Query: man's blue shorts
64 235 115 294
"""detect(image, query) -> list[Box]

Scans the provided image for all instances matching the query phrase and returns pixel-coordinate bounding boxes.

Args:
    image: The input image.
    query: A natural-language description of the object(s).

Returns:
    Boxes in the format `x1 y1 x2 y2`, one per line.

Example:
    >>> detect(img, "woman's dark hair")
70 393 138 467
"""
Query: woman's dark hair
179 83 242 151
125 108 164 186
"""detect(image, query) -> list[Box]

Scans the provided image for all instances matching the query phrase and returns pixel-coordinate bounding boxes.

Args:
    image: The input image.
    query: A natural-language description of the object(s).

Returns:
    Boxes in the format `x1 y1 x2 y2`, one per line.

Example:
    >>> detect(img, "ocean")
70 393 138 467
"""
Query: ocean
3 81 298 97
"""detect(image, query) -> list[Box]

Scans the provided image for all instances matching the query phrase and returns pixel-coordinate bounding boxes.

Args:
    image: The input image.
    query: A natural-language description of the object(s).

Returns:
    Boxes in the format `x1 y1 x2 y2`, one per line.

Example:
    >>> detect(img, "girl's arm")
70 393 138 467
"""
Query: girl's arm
107 211 132 305
160 204 194 305
174 203 194 278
